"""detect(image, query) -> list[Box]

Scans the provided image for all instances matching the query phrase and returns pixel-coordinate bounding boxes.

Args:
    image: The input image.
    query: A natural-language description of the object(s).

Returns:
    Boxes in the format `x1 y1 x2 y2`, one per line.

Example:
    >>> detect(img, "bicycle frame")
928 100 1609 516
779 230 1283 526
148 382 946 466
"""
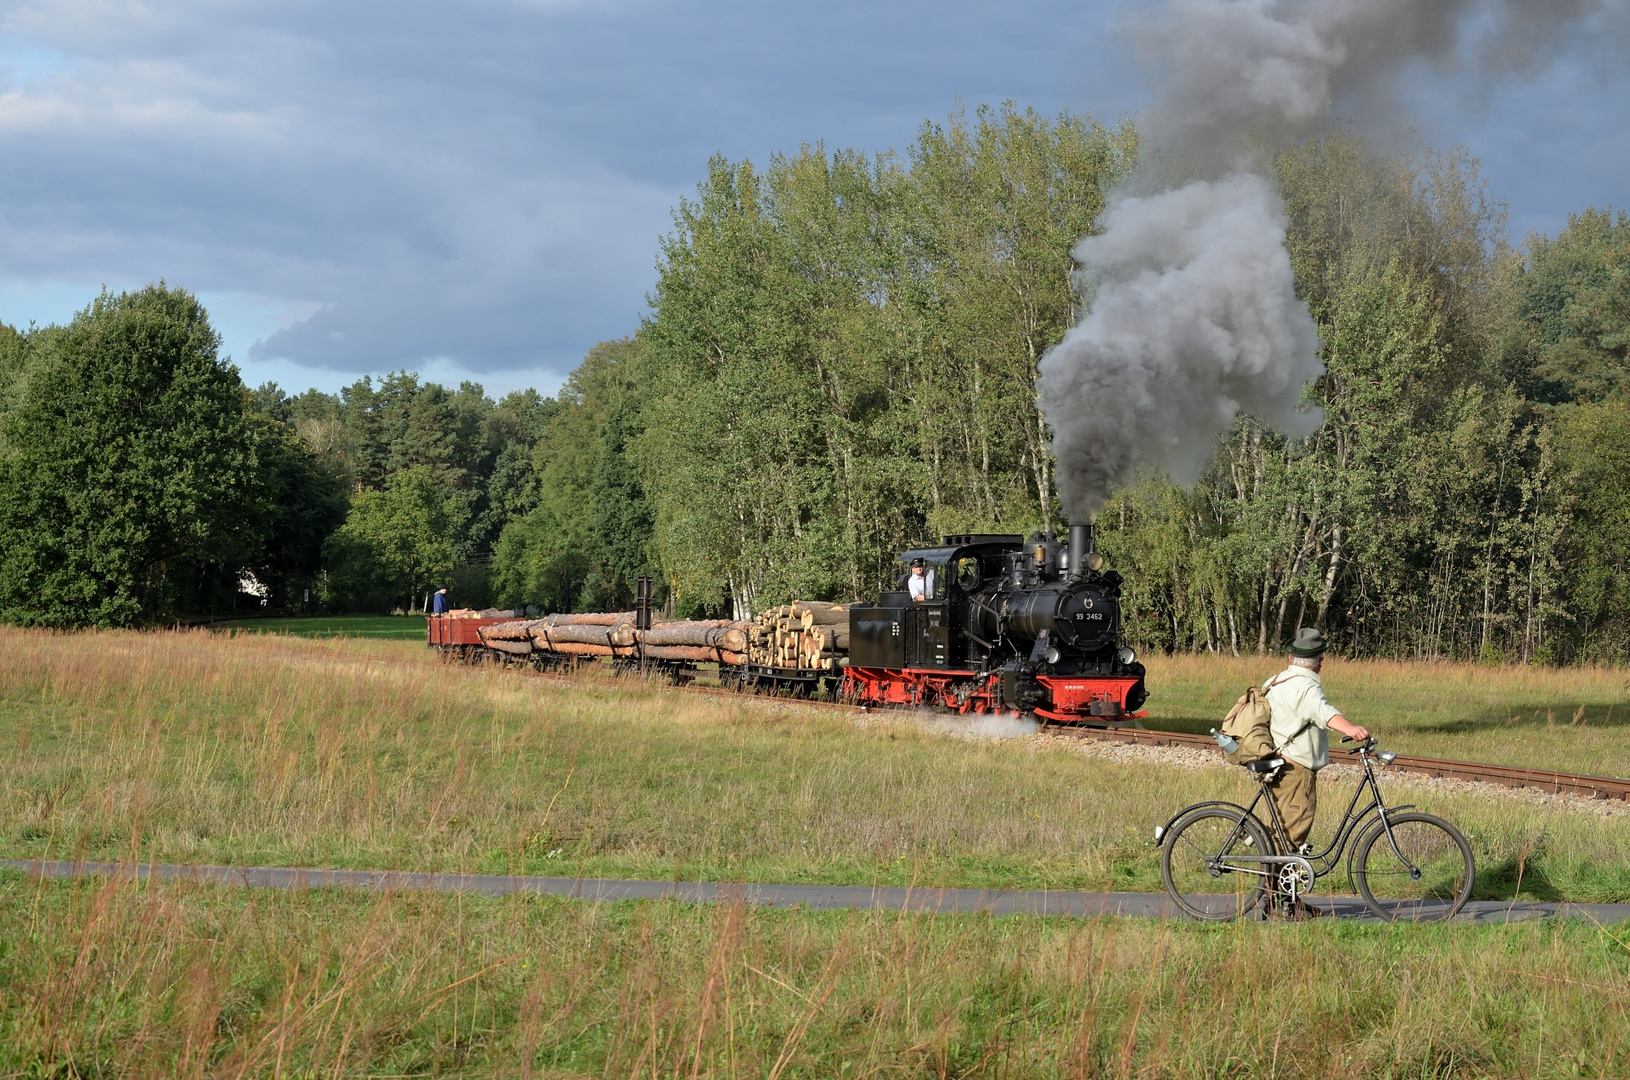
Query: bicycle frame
1180 745 1419 893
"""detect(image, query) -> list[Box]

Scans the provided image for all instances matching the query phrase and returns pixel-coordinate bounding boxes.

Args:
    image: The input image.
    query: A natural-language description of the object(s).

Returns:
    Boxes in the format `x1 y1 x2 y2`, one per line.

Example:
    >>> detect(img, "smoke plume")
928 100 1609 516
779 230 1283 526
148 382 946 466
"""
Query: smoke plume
919 710 1042 740
1039 0 1617 515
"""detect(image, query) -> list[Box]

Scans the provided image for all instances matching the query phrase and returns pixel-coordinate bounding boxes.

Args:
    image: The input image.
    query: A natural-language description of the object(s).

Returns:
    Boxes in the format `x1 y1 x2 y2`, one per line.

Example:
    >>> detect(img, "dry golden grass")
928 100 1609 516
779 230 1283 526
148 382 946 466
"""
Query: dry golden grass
6 628 1630 1076
3 627 1630 902
2 871 1628 1078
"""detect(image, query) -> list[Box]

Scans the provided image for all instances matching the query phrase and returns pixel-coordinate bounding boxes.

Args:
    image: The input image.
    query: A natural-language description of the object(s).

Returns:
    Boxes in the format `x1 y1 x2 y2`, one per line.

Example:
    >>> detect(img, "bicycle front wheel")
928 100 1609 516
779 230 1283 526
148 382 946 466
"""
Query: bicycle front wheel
1161 806 1273 921
1353 812 1475 922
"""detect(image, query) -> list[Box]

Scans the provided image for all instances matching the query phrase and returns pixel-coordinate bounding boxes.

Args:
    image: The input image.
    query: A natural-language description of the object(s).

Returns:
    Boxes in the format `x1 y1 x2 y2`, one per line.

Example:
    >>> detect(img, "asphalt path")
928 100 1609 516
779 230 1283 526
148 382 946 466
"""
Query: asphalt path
5 859 1627 924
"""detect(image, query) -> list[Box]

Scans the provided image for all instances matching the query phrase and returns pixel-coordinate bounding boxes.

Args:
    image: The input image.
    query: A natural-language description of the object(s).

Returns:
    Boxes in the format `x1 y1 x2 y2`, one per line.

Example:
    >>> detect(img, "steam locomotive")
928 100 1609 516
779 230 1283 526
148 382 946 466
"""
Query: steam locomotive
429 523 1148 724
842 524 1148 721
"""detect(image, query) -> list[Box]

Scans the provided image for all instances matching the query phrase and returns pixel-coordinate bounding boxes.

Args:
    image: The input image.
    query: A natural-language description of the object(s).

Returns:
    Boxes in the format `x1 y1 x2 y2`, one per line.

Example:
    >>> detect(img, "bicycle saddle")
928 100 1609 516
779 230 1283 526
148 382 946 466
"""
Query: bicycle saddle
1244 757 1286 774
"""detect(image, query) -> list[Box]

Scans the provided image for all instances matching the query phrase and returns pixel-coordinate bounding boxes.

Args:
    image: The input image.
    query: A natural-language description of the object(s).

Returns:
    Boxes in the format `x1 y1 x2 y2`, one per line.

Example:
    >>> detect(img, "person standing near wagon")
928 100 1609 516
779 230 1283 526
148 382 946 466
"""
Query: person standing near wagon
1264 628 1370 854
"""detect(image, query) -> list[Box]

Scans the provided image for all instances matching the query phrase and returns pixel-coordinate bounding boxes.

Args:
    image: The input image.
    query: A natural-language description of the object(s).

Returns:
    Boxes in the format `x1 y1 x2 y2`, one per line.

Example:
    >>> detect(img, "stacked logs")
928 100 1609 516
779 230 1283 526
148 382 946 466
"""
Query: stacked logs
476 612 751 664
641 619 749 665
475 618 537 656
747 601 849 671
529 612 639 657
477 612 633 657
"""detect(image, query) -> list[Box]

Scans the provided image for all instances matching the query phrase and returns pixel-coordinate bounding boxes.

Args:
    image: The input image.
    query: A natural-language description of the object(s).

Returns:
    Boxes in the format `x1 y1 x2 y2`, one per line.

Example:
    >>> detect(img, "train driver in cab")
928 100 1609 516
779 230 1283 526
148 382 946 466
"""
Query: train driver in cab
907 558 935 601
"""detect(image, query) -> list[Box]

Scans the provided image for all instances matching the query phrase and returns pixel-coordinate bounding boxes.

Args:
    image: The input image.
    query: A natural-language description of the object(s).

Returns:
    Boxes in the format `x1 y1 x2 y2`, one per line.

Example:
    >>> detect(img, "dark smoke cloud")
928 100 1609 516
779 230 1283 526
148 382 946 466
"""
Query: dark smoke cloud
1038 0 1622 516
1040 172 1322 507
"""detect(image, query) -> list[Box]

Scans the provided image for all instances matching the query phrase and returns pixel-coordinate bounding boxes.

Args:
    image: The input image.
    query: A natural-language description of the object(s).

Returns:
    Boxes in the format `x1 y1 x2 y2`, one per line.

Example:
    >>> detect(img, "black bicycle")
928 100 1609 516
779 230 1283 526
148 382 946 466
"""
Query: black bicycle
1156 737 1475 922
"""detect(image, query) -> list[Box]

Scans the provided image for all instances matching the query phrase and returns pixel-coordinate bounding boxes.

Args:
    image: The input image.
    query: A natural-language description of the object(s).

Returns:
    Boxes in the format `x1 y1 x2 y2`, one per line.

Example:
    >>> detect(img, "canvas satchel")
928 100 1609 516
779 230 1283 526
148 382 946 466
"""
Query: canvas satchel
1218 674 1306 765
1219 685 1277 764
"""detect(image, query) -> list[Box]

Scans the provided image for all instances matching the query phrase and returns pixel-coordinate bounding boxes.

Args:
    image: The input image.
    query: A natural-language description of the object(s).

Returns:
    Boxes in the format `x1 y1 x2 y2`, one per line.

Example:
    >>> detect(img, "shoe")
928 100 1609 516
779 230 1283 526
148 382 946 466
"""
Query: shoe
1286 901 1330 921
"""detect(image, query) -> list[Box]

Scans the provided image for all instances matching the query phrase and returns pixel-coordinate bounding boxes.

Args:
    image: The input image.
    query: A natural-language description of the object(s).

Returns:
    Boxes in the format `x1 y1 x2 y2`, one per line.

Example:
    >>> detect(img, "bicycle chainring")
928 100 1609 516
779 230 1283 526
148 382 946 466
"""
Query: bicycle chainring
1277 861 1313 901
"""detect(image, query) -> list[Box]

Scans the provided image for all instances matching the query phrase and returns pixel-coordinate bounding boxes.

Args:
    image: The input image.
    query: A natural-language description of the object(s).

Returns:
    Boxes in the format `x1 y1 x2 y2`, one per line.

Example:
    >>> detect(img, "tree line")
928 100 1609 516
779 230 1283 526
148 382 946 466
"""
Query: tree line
1 103 1625 662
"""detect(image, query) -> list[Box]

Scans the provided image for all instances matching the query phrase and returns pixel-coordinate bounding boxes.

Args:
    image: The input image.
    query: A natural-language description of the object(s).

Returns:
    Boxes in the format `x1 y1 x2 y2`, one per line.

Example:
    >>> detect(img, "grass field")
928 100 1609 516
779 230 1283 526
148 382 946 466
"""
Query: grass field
209 613 430 639
4 872 1628 1078
4 627 1630 1075
3 628 1628 900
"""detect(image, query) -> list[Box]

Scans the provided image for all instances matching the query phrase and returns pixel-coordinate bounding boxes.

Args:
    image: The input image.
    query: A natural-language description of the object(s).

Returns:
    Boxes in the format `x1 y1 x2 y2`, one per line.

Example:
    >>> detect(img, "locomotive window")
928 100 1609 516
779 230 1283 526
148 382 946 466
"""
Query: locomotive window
953 557 982 589
897 557 951 600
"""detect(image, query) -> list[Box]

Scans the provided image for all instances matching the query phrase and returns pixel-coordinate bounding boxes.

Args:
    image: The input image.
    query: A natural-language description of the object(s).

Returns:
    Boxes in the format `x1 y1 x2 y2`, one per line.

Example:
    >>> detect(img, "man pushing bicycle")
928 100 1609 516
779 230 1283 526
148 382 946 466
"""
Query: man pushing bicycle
1264 627 1370 855
1159 627 1475 922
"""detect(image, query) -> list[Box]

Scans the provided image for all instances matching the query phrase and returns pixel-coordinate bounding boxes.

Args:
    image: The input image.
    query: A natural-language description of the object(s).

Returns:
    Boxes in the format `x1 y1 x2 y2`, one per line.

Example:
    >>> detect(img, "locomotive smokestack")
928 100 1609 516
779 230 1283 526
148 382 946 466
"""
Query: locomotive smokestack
1068 523 1090 580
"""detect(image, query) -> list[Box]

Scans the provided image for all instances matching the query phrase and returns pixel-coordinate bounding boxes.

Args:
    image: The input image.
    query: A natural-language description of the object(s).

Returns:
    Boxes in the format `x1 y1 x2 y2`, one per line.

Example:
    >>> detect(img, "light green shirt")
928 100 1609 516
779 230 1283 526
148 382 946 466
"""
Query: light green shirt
1264 665 1342 771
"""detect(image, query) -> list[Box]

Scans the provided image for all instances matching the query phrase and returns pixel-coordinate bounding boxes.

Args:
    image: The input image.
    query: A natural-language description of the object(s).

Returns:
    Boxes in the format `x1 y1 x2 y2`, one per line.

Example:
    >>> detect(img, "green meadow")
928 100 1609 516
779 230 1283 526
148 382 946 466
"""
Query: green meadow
209 613 431 639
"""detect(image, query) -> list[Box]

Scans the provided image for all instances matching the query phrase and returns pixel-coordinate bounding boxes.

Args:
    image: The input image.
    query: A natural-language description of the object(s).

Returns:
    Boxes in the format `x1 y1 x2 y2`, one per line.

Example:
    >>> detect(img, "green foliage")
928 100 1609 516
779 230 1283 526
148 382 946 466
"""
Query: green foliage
1097 142 1622 663
246 415 349 610
1552 400 1630 660
1503 207 1630 402
490 339 651 613
322 466 456 610
585 401 656 610
247 374 562 612
0 321 28 413
638 105 1137 615
0 286 272 627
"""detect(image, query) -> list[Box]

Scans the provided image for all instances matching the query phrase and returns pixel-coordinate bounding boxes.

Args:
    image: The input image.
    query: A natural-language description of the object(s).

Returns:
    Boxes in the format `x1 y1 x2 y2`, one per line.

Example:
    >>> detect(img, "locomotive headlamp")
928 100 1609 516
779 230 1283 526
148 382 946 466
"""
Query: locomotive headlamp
1117 646 1137 665
1043 646 1061 665
1086 552 1105 572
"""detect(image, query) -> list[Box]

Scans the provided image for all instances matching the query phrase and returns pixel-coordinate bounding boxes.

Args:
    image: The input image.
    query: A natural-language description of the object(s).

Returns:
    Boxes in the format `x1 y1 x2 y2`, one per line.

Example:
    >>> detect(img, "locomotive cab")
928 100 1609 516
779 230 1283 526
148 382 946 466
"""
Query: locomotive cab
844 528 1149 723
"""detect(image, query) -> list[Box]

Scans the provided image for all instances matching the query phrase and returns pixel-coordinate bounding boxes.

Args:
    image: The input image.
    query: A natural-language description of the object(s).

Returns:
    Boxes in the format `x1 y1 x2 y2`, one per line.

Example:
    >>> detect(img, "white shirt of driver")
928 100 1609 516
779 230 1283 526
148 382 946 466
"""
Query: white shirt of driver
1264 665 1342 771
908 569 935 600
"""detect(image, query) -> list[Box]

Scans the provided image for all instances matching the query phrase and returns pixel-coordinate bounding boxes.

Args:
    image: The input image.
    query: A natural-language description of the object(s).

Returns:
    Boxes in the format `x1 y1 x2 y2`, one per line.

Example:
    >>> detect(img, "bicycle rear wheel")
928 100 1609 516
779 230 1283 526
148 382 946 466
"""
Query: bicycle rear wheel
1161 806 1273 921
1352 812 1475 922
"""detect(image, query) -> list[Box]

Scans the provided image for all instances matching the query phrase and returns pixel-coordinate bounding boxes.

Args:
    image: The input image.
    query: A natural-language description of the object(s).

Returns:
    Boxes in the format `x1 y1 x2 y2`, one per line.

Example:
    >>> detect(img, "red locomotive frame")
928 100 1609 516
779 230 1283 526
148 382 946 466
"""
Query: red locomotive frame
841 666 1144 721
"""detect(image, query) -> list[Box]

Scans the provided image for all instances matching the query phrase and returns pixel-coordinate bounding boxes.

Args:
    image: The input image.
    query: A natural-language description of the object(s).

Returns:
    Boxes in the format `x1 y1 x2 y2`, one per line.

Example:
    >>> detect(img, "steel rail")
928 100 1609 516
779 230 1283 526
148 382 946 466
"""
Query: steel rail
451 652 1630 802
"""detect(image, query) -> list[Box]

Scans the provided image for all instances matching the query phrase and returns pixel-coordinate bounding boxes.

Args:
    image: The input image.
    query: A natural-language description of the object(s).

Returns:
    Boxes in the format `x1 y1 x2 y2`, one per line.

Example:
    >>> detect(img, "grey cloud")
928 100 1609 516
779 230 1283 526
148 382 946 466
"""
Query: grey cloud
0 0 1124 383
0 0 1623 394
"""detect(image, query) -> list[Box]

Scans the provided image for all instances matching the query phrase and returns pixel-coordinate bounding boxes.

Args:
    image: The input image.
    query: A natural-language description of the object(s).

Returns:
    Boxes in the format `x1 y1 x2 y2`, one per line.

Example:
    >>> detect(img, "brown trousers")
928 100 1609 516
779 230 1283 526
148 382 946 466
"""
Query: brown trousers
1266 760 1317 848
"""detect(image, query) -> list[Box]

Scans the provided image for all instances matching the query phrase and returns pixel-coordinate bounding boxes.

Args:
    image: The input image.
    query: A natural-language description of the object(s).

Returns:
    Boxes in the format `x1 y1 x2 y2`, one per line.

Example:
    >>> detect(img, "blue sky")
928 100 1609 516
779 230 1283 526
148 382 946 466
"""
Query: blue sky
0 1 1624 399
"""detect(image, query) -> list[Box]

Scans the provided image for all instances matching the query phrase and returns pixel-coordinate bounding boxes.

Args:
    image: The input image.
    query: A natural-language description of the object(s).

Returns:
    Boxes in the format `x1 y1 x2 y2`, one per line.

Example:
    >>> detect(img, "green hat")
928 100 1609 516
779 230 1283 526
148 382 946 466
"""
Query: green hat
1287 627 1328 658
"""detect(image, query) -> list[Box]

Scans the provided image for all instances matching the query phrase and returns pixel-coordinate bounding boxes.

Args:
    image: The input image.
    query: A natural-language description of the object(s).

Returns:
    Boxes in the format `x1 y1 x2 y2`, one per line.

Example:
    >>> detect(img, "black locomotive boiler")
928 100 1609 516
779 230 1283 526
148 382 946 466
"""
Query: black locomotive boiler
842 524 1149 721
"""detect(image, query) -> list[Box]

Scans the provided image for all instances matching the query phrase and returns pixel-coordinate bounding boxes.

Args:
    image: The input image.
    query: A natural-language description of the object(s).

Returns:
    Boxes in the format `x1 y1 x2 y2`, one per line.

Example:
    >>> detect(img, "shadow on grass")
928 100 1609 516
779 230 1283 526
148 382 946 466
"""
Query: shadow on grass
1152 702 1630 739
1400 701 1630 734
1472 856 1563 902
1141 715 1216 736
1469 853 1630 904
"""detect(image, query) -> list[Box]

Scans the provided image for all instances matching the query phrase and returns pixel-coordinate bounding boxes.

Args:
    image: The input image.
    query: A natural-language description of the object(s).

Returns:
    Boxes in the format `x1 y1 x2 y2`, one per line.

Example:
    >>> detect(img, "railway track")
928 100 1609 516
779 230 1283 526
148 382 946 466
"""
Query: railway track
1049 724 1630 802
471 655 1630 804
